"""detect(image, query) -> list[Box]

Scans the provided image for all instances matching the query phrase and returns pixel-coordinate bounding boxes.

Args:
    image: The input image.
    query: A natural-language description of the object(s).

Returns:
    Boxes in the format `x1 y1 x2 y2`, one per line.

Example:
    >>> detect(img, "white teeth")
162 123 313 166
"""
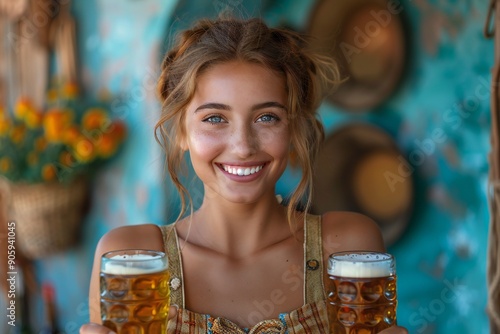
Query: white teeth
222 164 263 176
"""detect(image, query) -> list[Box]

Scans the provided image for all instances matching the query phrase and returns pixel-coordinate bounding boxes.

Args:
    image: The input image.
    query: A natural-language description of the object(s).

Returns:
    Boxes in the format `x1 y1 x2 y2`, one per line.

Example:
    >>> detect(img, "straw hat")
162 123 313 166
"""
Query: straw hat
312 123 413 246
307 0 406 110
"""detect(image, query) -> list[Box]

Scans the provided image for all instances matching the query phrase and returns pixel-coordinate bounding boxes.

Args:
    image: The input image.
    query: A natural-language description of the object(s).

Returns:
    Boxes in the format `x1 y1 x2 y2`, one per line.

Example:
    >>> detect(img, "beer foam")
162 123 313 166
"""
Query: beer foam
102 254 168 275
327 252 394 278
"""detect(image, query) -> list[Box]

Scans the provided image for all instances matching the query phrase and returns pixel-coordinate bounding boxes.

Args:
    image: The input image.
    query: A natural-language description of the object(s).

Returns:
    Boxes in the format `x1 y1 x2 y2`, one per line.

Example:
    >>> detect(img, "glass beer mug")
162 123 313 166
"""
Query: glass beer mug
100 249 170 334
327 251 397 334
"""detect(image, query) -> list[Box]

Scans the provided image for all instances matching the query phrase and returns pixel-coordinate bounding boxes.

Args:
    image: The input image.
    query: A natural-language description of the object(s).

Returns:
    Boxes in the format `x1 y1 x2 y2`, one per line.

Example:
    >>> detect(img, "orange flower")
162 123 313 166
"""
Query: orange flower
59 151 75 167
96 120 126 158
0 122 8 135
63 82 79 99
63 126 81 145
96 133 118 158
10 125 26 144
24 109 43 128
14 98 35 120
108 120 127 142
73 136 95 163
34 137 48 151
0 113 10 136
0 89 123 183
43 109 73 142
46 88 58 103
0 157 11 172
82 108 109 131
41 164 57 181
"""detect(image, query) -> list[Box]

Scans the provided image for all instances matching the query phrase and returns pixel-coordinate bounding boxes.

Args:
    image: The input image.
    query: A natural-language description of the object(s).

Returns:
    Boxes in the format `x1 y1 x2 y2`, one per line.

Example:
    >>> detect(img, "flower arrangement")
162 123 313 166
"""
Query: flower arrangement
0 82 126 184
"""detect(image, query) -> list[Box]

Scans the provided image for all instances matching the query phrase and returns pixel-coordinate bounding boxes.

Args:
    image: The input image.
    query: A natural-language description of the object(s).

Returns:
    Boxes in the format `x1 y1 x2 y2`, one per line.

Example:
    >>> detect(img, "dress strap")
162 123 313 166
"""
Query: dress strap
304 214 326 304
159 224 185 308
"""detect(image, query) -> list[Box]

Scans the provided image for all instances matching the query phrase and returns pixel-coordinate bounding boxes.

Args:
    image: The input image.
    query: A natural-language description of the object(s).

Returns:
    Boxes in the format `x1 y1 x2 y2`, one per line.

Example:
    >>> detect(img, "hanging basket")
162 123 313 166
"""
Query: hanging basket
2 178 88 259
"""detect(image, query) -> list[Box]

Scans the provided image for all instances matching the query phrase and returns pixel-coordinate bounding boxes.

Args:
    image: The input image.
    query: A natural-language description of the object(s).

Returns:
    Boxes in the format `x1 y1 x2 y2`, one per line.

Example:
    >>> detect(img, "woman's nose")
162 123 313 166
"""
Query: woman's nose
231 123 258 158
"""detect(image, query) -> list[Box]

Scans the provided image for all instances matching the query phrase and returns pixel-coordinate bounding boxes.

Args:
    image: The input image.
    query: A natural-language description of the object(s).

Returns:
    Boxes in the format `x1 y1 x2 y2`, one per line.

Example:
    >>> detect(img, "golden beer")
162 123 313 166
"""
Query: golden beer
100 250 170 334
327 252 397 334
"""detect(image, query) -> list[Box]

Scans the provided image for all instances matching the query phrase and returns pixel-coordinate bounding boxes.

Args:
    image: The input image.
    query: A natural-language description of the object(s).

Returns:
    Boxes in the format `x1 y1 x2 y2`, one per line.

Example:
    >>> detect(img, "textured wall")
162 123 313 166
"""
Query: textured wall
0 0 492 333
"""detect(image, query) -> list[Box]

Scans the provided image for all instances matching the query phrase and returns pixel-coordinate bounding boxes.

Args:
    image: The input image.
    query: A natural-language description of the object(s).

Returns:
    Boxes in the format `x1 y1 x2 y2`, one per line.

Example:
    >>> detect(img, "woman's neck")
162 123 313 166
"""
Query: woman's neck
177 194 297 259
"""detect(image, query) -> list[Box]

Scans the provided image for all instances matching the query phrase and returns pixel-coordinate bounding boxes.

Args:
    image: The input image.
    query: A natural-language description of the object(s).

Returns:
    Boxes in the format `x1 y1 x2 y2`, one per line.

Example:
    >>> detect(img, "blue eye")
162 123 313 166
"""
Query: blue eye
203 115 225 124
257 114 279 123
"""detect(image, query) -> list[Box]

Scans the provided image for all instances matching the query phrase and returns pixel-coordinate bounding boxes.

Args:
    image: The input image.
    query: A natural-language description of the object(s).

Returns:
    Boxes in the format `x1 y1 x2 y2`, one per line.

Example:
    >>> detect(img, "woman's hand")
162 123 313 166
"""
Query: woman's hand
379 326 409 334
80 306 178 334
80 323 114 334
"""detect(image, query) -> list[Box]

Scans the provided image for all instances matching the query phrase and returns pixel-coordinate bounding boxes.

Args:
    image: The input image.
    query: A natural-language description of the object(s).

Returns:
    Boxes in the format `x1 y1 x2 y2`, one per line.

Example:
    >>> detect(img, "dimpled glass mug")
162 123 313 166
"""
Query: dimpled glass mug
100 249 170 334
327 251 397 334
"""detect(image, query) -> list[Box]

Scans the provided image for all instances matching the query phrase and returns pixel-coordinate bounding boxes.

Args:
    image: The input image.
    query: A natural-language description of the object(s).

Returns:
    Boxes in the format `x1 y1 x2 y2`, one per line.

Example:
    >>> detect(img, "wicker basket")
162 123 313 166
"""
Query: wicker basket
2 178 88 259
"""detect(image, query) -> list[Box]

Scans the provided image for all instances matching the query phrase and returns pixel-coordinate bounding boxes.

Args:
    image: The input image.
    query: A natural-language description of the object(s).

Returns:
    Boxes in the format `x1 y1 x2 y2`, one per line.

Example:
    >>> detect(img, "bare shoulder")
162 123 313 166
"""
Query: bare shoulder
320 211 386 256
96 224 165 256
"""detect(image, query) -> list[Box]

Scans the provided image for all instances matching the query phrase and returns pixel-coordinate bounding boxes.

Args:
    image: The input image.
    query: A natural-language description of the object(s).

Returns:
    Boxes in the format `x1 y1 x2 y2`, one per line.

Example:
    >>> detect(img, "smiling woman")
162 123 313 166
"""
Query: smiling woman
80 16 409 334
155 18 339 226
182 61 290 204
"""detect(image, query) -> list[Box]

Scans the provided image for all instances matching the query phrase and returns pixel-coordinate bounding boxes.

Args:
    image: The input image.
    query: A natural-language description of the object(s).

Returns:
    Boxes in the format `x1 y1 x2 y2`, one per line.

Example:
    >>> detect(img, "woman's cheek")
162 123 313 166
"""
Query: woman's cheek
188 130 225 157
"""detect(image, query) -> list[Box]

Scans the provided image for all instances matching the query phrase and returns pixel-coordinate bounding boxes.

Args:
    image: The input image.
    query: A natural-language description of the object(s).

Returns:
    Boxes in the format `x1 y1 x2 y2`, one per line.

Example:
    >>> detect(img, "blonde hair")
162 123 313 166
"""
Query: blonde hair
155 17 339 226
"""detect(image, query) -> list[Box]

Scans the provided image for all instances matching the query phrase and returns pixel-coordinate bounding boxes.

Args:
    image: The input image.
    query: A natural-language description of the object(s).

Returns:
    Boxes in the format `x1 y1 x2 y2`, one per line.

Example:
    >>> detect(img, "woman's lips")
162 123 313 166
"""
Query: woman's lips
221 164 264 176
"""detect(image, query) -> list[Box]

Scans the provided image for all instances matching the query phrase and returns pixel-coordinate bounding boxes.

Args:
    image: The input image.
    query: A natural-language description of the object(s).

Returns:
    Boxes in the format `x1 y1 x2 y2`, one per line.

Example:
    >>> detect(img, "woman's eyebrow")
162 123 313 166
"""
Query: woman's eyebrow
194 102 230 112
251 101 287 111
194 101 287 113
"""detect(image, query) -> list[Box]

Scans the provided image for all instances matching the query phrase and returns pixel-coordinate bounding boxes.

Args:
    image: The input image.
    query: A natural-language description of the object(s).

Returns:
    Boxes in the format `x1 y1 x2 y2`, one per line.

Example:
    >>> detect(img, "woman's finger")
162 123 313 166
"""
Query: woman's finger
80 323 115 334
168 304 178 320
80 306 177 334
379 326 409 334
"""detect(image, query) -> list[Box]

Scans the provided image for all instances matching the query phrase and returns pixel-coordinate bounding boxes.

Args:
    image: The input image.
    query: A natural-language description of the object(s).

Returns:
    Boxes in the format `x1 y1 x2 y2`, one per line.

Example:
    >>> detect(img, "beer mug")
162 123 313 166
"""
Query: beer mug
100 249 170 334
327 251 397 334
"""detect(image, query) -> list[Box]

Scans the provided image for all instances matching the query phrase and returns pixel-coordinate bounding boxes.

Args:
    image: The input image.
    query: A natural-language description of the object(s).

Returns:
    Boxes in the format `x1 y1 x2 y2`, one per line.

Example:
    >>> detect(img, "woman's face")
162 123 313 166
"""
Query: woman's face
183 60 290 204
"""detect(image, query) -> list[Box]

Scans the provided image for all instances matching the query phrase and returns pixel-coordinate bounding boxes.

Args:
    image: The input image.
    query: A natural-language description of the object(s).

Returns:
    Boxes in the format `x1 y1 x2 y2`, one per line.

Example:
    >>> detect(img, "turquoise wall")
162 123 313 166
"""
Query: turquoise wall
1 0 492 333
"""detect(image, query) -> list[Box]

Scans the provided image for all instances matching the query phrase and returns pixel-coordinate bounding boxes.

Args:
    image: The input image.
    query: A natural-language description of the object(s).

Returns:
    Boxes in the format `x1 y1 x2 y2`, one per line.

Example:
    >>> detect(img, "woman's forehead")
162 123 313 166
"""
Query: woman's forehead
192 61 287 101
